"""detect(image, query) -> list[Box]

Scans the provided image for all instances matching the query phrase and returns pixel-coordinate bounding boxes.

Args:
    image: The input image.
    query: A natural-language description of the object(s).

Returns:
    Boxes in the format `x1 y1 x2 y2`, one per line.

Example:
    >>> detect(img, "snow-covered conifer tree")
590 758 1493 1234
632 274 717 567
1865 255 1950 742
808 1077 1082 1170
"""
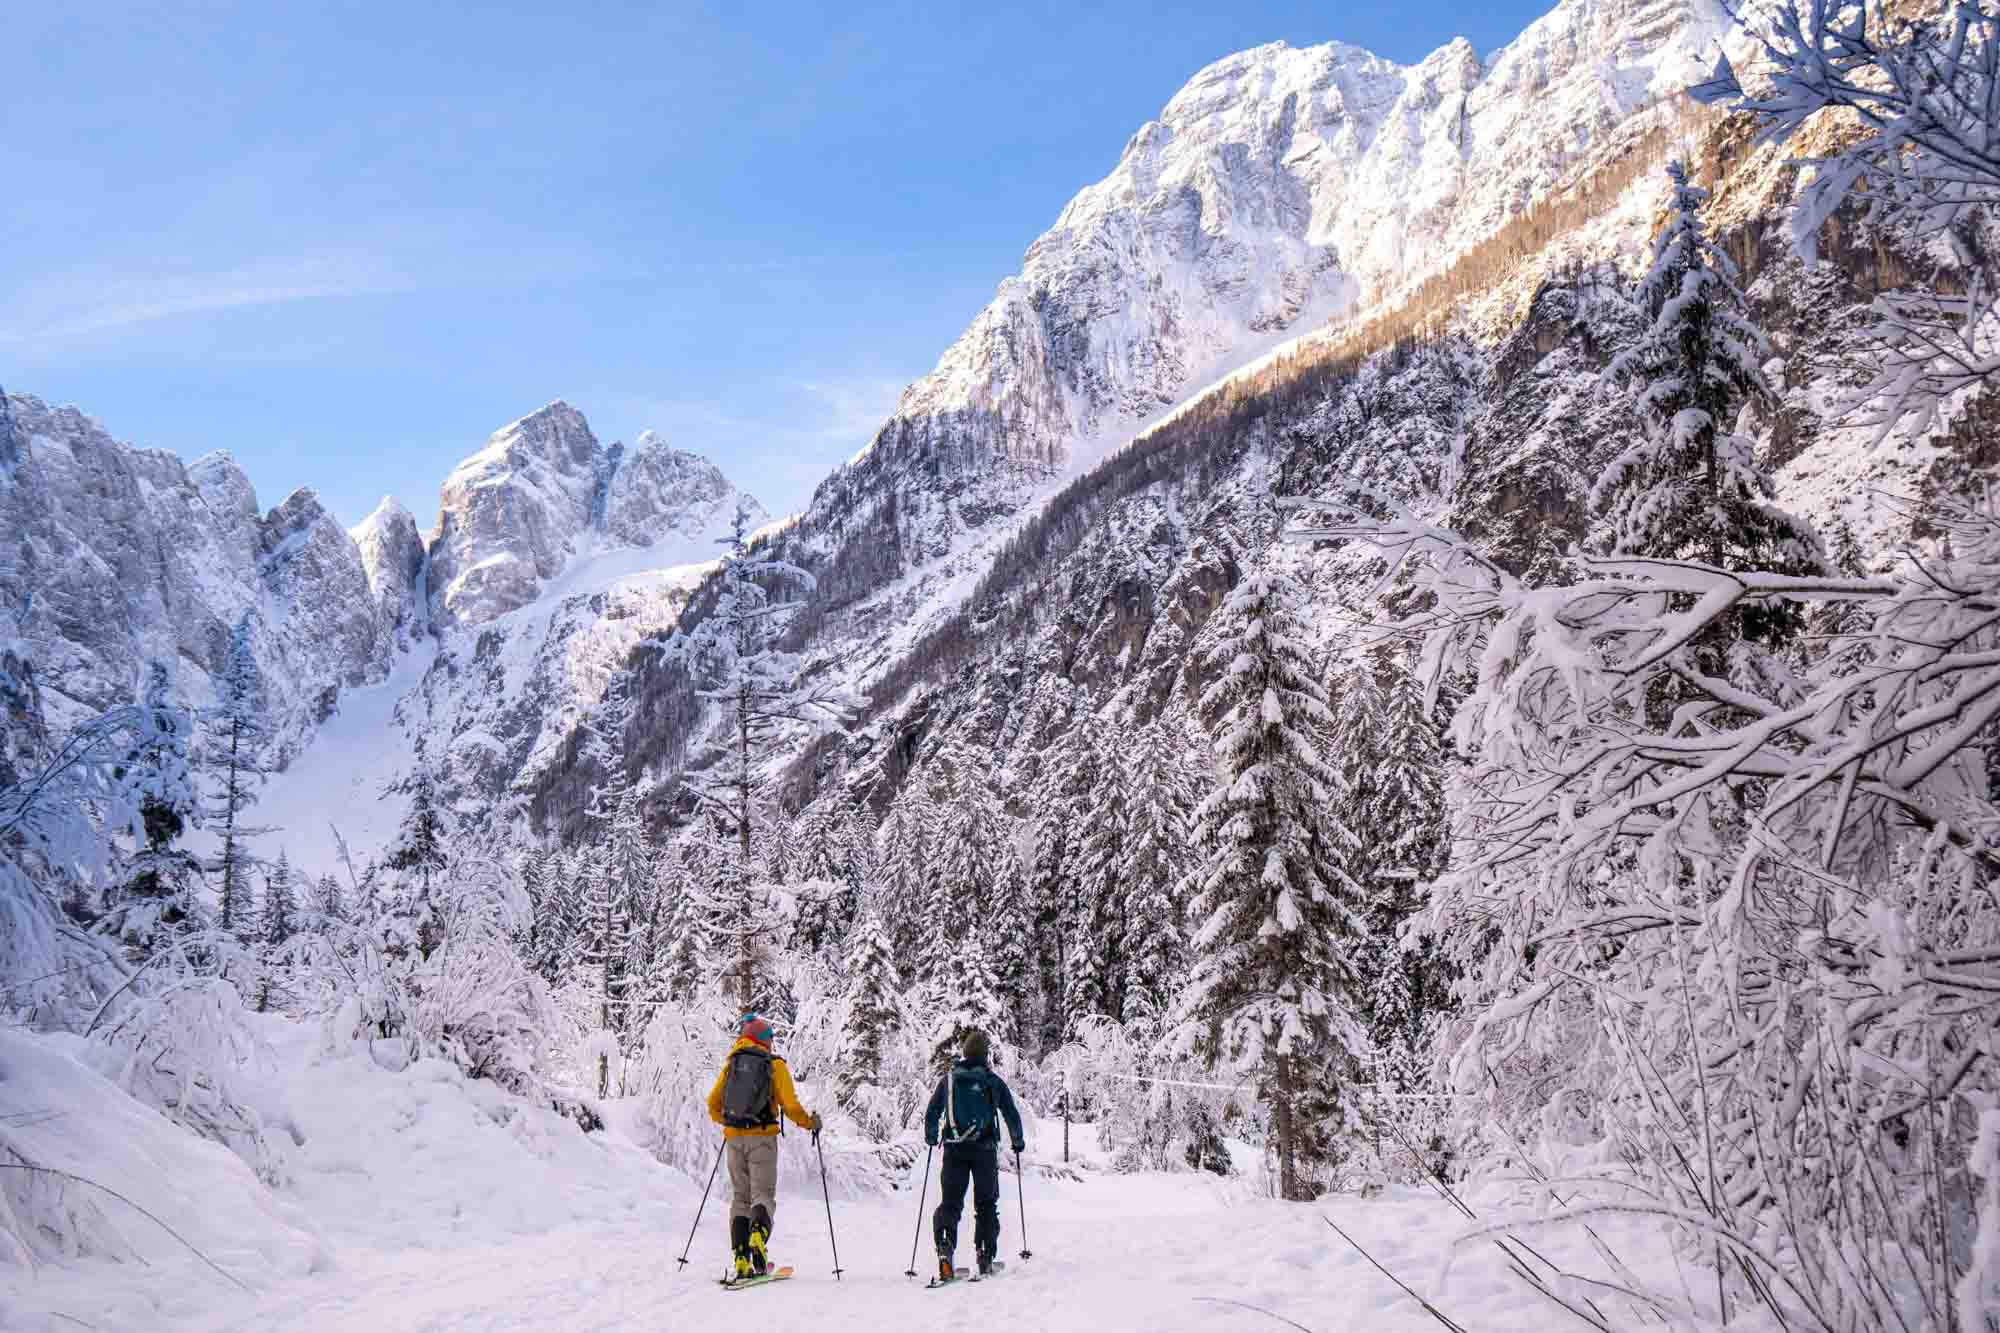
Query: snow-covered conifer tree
985 838 1036 1049
1070 723 1129 1023
569 845 629 1094
1593 162 1822 580
308 872 344 931
1029 705 1100 1045
259 848 296 947
384 770 448 960
1173 562 1368 1201
201 615 270 938
875 788 931 970
927 754 1000 976
931 930 1005 1072
649 845 708 1005
102 662 202 960
1119 718 1195 1033
1327 651 1387 885
838 905 904 1137
1368 654 1446 891
582 672 652 990
680 499 850 1006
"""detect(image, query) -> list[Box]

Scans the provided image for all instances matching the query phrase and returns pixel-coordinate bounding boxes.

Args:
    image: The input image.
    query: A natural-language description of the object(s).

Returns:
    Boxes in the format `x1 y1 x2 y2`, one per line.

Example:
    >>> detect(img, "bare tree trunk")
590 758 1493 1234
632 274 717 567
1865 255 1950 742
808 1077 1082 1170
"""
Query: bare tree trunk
218 722 241 935
1274 1051 1300 1202
735 684 754 1011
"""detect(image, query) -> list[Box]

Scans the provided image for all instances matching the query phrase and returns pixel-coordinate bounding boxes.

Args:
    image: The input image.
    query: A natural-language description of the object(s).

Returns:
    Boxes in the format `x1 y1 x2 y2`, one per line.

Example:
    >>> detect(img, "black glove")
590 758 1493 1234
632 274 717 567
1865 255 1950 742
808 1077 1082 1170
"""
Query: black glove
925 1135 938 1148
1012 1141 1025 1155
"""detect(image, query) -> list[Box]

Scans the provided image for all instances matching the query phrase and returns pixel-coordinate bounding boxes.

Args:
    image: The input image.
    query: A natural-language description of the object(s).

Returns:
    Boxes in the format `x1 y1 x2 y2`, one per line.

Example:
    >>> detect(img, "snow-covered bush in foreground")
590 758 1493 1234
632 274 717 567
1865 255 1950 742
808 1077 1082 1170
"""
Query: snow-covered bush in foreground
90 975 295 1186
1 678 194 1030
1297 490 2000 1331
0 1029 323 1284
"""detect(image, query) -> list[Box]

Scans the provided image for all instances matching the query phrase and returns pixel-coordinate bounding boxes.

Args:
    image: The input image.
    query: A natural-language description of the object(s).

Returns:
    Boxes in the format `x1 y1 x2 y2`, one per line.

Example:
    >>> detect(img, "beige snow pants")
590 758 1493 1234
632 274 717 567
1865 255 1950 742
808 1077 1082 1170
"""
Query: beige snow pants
726 1135 779 1224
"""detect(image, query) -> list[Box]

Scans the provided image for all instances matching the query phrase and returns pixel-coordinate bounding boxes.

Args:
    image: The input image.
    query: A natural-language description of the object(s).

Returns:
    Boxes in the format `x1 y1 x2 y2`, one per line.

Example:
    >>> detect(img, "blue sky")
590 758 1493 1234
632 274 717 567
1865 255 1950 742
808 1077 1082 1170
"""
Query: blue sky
3 0 1553 530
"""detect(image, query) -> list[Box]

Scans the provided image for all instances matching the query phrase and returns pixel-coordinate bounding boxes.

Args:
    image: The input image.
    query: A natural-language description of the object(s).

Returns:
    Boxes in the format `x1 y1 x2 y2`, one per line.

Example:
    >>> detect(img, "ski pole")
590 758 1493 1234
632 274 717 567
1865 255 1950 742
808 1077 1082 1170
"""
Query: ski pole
814 1127 844 1281
676 1140 726 1271
904 1144 934 1277
1015 1149 1032 1260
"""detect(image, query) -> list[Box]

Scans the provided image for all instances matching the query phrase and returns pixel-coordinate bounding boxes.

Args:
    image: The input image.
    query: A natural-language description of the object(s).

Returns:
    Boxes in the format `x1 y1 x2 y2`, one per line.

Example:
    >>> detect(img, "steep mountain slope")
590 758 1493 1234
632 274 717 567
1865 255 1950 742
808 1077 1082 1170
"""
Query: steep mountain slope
0 390 397 763
544 0 1735 822
252 406 763 874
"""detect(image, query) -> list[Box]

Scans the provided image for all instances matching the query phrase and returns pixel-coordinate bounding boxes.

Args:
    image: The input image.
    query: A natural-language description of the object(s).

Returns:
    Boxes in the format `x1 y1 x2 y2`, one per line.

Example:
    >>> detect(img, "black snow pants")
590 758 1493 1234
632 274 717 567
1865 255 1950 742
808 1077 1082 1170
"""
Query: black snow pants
932 1145 1000 1261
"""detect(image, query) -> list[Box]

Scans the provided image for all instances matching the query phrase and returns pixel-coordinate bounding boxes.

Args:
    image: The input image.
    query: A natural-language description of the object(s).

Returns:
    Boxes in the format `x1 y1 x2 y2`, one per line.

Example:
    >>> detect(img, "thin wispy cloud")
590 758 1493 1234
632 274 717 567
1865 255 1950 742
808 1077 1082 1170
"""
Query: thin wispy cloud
0 223 613 344
2 276 398 343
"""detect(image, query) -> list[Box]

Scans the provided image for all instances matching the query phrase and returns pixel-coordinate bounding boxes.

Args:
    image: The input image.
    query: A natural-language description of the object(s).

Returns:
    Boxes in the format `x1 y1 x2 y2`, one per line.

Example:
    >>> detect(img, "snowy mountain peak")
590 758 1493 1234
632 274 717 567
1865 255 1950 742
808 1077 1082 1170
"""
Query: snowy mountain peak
426 405 759 628
352 496 428 652
426 403 612 628
603 430 760 549
859 0 1720 490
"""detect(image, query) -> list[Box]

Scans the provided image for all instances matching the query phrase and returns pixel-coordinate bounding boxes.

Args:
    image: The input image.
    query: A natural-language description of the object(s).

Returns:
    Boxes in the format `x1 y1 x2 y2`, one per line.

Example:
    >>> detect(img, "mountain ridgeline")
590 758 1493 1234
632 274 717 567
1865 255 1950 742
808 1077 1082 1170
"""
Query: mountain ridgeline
0 394 760 777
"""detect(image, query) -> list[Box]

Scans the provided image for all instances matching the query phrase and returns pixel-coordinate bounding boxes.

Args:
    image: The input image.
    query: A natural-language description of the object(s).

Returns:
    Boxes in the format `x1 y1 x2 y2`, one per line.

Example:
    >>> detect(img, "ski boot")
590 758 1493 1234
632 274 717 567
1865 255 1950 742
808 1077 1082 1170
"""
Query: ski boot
748 1205 772 1276
730 1216 754 1282
937 1252 956 1283
977 1247 996 1278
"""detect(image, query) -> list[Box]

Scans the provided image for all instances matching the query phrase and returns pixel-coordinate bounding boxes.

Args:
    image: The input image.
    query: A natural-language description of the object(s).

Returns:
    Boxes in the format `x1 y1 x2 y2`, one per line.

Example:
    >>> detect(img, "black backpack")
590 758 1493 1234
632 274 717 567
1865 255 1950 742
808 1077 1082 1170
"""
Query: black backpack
720 1048 777 1129
941 1066 998 1146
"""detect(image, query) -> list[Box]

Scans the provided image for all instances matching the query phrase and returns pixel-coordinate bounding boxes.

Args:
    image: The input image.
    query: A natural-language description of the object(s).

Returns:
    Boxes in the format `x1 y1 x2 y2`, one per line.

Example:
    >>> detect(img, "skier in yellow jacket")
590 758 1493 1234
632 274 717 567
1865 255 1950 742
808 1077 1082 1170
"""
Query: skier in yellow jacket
707 1013 820 1279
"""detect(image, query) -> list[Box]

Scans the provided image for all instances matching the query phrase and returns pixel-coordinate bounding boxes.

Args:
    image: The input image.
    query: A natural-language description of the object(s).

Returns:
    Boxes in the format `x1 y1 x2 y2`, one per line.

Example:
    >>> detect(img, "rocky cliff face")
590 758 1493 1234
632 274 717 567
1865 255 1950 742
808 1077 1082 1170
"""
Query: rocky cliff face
351 498 428 654
602 431 743 550
0 387 754 794
426 403 603 629
426 404 757 629
852 0 1720 489
0 392 397 762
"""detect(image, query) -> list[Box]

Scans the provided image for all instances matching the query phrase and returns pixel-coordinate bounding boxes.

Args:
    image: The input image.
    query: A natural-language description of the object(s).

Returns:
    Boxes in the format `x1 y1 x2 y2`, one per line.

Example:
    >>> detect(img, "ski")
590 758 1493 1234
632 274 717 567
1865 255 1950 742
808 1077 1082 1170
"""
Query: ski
925 1262 1006 1288
721 1265 795 1290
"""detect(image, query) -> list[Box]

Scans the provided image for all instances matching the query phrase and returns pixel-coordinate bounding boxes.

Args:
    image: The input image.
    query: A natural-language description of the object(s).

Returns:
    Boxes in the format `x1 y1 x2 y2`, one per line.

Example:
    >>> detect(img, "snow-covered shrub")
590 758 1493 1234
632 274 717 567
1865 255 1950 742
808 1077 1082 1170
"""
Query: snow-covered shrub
89 972 293 1185
320 847 554 1098
628 996 735 1174
1 679 194 1031
1301 488 2000 1329
1050 1017 1244 1175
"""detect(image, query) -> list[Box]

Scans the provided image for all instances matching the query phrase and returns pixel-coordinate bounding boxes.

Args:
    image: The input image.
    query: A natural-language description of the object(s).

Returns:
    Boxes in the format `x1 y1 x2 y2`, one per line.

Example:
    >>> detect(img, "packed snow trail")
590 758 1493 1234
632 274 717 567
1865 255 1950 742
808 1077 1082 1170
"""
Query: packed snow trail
171 1176 1547 1332
2 1023 1692 1332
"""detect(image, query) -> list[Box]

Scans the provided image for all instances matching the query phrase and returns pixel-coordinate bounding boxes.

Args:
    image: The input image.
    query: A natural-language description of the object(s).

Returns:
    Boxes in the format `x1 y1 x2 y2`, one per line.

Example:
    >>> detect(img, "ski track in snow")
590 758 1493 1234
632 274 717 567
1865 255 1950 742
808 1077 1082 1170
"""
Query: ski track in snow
85 1180 1578 1333
3 1011 1684 1333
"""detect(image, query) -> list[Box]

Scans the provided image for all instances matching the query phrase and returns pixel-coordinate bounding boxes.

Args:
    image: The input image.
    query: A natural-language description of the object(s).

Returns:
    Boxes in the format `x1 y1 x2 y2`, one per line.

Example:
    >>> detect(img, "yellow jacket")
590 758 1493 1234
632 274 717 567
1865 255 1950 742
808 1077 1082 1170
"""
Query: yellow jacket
707 1037 815 1139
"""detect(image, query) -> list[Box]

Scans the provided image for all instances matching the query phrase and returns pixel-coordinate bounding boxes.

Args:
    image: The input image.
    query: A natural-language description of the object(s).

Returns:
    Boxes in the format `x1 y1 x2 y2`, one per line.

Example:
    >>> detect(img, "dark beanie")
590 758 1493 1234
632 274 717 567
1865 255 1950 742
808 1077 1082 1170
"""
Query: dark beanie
962 1029 991 1062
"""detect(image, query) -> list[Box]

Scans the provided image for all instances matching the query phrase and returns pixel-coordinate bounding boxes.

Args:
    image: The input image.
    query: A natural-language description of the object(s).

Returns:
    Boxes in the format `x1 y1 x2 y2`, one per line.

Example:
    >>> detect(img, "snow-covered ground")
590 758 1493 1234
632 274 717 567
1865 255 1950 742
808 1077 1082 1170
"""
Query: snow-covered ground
3 1020 1700 1333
